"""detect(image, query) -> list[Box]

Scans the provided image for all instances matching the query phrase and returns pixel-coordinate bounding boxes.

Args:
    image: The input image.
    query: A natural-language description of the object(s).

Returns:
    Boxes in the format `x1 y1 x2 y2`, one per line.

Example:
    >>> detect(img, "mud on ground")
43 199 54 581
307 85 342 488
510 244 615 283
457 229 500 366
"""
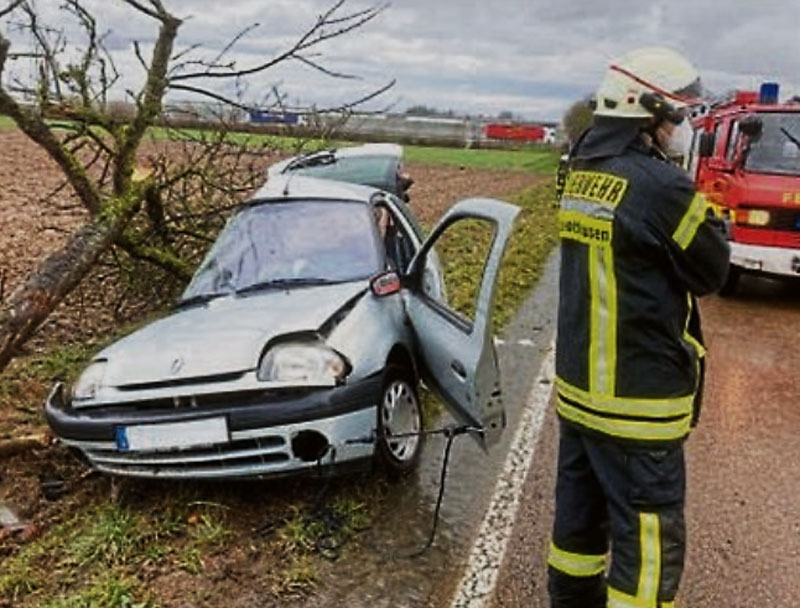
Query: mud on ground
0 131 543 608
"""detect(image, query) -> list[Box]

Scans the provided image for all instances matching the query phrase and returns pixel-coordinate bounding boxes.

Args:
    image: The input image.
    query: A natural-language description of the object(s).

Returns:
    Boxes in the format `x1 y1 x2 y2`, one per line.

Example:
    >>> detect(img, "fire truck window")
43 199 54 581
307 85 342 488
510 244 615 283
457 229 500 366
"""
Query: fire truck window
744 113 800 174
726 121 740 161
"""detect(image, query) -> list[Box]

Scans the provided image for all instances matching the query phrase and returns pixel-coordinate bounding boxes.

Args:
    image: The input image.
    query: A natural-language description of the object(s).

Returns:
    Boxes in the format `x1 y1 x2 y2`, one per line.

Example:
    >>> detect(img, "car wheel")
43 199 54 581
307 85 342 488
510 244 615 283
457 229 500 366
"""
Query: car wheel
376 366 423 476
718 266 740 297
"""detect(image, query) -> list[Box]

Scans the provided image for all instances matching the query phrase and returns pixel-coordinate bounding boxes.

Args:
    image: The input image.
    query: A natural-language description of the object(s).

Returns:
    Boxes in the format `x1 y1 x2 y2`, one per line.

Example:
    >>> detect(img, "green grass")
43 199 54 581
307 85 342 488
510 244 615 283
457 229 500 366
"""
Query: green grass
429 179 558 331
405 144 559 172
41 575 152 608
0 113 558 173
492 180 559 328
145 124 316 152
0 495 239 607
271 489 375 593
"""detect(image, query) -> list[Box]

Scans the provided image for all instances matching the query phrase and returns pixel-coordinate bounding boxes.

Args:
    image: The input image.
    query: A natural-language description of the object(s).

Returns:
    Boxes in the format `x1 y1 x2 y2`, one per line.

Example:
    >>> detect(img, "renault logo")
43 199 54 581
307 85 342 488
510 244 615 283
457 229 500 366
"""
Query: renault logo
170 357 185 375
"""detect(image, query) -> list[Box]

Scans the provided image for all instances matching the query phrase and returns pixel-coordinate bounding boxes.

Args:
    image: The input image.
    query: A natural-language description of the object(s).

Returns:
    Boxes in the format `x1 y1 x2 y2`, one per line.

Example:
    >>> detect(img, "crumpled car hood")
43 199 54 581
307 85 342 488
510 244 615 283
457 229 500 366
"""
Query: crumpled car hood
100 281 368 387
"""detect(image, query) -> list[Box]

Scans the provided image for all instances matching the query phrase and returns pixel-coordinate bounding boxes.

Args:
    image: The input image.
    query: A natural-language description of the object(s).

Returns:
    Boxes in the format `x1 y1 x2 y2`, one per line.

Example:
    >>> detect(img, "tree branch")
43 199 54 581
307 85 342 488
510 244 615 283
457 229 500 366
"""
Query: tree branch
0 0 23 20
168 82 251 111
119 0 162 21
0 31 103 213
114 233 193 281
169 1 386 82
294 53 358 79
114 8 181 193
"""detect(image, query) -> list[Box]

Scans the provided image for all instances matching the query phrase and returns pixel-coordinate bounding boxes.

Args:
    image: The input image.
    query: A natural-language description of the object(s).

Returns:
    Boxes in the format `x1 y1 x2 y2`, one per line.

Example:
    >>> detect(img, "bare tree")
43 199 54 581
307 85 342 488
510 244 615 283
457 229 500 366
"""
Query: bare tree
0 0 392 374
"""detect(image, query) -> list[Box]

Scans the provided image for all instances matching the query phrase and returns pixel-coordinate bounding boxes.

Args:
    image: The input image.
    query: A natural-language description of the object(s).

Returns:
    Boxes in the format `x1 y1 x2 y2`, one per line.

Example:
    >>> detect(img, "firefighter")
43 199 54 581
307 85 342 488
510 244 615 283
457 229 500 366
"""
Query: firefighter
548 47 730 608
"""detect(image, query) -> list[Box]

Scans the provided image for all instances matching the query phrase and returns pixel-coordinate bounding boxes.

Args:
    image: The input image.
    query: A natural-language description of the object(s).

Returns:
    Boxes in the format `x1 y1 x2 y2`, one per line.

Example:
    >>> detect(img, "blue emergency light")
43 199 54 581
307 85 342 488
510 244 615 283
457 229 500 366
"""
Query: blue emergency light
759 82 780 104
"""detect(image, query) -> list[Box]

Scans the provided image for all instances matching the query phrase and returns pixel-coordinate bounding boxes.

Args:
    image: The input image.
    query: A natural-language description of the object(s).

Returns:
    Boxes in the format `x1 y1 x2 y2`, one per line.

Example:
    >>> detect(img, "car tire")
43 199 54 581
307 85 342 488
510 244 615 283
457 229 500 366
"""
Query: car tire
718 266 740 297
376 366 424 477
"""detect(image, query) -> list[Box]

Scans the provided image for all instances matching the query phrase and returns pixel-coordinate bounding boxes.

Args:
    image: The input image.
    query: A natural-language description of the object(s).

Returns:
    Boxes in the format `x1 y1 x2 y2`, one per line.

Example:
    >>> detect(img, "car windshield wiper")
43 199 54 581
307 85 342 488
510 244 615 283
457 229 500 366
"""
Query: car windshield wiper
173 292 229 309
283 150 337 172
780 127 800 150
234 278 343 296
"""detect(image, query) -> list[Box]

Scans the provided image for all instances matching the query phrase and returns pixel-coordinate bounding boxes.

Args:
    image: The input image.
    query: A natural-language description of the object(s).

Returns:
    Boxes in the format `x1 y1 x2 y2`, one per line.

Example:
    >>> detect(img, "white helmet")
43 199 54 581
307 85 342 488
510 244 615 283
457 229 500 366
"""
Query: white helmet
594 47 702 123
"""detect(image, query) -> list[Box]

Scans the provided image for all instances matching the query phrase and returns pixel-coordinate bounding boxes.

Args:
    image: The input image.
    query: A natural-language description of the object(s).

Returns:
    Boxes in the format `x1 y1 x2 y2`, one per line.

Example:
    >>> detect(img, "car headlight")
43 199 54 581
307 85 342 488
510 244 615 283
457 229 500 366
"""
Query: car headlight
258 342 348 384
72 360 107 401
740 209 770 226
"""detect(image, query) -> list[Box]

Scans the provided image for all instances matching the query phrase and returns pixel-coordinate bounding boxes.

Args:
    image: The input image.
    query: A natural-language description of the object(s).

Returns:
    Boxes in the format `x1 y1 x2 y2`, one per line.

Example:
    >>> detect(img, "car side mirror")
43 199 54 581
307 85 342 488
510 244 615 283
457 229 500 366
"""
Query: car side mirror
698 132 716 158
370 271 401 297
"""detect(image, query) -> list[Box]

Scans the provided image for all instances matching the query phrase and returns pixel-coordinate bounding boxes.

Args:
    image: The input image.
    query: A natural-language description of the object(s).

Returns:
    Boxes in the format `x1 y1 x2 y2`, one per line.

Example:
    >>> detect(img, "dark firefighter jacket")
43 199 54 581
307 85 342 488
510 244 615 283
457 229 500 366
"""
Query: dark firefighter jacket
556 118 730 444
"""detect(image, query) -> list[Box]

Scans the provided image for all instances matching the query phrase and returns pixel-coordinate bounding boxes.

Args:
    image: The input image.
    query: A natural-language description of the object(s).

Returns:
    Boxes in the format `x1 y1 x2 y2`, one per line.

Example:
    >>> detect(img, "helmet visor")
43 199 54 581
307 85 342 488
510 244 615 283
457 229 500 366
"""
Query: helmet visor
673 77 703 104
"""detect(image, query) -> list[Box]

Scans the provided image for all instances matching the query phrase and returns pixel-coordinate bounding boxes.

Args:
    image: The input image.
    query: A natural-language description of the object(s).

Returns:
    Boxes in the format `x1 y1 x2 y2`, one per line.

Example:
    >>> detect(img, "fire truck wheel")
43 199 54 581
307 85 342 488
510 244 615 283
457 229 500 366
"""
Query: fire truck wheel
718 266 740 297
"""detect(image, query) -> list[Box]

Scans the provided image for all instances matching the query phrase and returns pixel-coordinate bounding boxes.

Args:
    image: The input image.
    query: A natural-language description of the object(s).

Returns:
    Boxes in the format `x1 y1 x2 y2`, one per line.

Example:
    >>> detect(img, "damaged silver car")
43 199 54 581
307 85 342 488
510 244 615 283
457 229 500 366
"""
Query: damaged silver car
45 170 519 479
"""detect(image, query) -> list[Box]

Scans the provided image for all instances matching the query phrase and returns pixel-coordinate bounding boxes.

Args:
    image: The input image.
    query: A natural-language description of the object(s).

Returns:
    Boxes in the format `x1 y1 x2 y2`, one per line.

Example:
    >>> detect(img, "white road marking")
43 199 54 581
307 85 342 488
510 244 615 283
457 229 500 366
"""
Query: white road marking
494 338 540 348
449 339 556 608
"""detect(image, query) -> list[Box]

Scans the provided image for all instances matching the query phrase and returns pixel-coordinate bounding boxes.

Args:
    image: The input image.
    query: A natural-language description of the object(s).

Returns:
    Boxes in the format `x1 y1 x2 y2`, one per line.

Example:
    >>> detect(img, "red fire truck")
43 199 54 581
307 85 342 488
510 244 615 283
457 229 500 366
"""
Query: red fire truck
689 83 800 295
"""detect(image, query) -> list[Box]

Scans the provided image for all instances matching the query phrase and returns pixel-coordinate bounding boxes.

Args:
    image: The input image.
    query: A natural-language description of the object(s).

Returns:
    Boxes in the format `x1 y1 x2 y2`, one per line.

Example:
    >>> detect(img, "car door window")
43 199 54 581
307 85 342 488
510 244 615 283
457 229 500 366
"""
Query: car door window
422 217 495 327
376 203 418 272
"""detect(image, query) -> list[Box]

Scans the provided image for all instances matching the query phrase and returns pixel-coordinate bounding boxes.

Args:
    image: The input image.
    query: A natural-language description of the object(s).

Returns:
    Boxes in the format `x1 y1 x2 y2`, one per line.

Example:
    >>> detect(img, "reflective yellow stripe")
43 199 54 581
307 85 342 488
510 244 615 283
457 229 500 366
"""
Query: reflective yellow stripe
606 514 663 607
558 209 613 246
603 244 617 394
547 542 606 577
639 513 661 603
556 396 692 441
673 192 708 250
683 293 706 358
556 377 694 419
608 587 648 608
588 243 617 396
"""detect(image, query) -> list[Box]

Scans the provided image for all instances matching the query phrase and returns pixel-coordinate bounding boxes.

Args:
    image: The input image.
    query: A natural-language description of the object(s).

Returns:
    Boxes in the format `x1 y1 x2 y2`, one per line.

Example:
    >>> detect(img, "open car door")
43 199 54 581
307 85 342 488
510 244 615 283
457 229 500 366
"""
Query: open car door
403 198 520 448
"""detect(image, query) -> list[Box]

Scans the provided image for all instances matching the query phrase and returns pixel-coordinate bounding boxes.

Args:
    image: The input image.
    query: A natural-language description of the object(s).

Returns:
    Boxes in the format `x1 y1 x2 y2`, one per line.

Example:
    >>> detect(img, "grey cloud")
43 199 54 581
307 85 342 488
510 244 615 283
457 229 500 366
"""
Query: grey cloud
4 0 800 121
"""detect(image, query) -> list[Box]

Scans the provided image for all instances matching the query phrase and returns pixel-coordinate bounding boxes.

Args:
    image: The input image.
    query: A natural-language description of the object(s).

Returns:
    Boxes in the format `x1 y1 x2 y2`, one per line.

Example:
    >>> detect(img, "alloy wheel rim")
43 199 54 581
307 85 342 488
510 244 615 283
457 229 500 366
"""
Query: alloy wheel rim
381 380 421 462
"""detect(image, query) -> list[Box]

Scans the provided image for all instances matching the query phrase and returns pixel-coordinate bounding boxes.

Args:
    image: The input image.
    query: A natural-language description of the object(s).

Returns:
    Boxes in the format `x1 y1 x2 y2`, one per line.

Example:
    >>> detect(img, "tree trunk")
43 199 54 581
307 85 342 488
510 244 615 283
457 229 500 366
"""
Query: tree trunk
0 433 49 457
0 204 138 373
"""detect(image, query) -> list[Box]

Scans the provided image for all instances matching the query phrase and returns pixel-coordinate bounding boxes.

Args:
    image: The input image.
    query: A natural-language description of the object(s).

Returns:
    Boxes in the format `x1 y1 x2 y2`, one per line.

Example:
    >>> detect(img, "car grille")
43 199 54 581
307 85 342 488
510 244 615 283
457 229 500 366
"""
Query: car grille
83 388 311 412
73 434 300 479
116 371 245 392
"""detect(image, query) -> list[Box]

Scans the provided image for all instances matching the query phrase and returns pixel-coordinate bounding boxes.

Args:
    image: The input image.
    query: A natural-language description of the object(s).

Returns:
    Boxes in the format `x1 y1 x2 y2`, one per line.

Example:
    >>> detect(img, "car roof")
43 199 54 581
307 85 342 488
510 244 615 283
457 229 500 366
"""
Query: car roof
266 143 404 182
252 174 385 203
332 142 403 159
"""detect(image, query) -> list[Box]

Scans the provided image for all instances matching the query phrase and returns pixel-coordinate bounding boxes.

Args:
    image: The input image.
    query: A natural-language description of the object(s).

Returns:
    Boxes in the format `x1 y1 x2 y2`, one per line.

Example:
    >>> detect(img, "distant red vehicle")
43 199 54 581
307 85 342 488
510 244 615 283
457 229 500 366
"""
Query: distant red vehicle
484 123 546 143
689 83 800 294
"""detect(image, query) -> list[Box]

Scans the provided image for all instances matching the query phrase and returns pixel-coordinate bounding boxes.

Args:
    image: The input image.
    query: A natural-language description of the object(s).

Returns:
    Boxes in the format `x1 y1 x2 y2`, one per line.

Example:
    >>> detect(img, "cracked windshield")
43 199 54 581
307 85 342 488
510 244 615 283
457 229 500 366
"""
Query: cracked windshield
182 200 381 300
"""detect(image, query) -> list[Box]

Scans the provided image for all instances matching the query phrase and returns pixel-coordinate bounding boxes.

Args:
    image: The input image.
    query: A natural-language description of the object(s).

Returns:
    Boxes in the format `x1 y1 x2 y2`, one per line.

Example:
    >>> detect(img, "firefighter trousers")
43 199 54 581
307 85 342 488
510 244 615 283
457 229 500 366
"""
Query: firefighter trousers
548 421 686 608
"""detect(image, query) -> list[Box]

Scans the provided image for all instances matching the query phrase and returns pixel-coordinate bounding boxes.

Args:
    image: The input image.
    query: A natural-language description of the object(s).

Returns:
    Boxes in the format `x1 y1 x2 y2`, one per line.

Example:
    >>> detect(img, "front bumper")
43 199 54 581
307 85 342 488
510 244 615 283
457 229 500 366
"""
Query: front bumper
45 376 382 479
730 242 800 277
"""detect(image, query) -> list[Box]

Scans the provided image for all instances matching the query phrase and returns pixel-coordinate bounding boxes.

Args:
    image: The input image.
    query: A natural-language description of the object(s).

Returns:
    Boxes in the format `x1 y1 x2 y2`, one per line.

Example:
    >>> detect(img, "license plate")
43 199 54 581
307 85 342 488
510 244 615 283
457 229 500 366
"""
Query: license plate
115 417 228 452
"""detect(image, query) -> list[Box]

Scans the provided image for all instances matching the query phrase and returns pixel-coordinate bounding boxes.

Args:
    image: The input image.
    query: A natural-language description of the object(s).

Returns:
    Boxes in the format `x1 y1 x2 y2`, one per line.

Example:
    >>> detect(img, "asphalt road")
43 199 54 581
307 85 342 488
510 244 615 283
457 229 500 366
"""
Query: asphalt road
489 273 800 608
292 262 799 608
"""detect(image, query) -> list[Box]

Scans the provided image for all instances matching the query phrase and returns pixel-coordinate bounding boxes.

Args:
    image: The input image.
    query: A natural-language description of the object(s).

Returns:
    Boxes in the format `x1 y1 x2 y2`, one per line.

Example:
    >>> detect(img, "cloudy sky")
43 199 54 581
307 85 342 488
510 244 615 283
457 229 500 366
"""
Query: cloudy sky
5 0 800 121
